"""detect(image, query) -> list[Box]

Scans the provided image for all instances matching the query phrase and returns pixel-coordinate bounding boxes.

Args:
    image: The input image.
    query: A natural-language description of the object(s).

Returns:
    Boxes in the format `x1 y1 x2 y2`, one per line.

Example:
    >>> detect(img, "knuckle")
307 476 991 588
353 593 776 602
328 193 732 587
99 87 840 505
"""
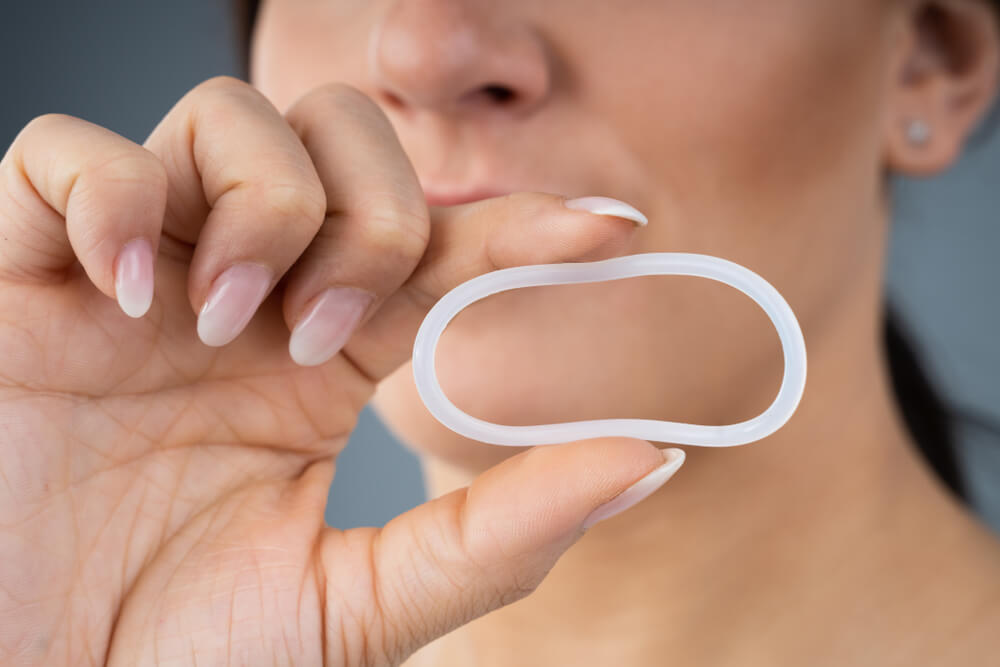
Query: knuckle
388 527 463 641
312 82 381 116
81 147 168 194
289 82 392 136
255 181 327 224
11 114 83 161
499 566 545 607
354 198 429 258
3 115 61 170
194 74 255 98
20 113 73 139
327 529 407 666
187 76 271 121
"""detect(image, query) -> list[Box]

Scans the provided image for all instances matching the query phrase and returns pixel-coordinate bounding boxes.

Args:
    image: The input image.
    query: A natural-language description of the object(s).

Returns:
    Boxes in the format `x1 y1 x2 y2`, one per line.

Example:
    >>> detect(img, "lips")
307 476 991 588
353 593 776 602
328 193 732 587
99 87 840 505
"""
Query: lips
423 186 511 207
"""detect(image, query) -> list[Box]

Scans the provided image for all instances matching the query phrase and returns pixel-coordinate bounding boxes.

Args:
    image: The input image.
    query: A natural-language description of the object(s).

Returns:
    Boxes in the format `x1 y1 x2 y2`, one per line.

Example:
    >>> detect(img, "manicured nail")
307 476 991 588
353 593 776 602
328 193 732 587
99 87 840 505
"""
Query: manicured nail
564 196 648 227
581 447 685 529
289 286 375 366
197 262 273 347
114 238 155 318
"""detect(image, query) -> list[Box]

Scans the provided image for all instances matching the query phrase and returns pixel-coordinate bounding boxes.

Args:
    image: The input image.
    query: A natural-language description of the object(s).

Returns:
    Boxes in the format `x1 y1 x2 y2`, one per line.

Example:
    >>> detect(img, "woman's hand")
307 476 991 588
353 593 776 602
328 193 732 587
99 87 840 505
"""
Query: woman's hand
0 76 680 666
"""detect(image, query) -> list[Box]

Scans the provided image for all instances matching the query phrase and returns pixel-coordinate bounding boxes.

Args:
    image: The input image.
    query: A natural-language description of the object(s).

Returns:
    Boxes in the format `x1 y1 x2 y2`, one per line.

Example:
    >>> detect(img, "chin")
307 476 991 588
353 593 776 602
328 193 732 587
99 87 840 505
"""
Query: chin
371 361 529 474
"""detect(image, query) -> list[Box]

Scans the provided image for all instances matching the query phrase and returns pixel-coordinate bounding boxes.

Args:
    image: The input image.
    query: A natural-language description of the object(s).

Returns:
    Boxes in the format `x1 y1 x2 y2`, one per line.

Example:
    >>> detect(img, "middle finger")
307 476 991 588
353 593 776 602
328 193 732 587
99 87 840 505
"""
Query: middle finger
144 75 328 347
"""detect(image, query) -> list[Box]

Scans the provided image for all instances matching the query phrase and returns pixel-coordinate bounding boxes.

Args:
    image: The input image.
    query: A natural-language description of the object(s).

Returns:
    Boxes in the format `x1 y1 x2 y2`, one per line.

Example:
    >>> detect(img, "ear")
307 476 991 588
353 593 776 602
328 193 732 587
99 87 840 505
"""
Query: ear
885 1 1000 176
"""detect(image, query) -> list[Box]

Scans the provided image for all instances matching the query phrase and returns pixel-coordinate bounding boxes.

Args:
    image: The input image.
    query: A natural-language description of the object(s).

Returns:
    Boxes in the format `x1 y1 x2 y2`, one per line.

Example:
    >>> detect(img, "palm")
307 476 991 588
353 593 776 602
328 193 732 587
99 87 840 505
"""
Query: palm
0 245 377 664
0 83 657 665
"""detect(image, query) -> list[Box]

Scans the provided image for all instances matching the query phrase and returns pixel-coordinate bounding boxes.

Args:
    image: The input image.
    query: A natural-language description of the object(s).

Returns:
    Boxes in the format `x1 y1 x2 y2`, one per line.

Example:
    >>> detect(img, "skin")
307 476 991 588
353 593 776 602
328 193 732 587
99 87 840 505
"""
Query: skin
253 0 1000 663
0 2 998 667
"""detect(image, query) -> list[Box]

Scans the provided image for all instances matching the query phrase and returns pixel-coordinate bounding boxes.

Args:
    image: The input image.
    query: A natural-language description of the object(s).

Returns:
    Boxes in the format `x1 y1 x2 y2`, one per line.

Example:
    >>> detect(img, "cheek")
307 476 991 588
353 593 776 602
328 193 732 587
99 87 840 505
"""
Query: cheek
578 1 895 338
597 3 887 162
251 1 371 111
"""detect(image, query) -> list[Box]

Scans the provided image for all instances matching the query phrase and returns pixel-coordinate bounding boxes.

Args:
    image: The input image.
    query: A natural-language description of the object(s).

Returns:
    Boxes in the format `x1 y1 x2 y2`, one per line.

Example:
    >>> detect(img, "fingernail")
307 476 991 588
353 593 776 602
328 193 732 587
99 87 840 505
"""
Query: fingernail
197 262 273 347
114 238 155 318
581 448 685 530
289 286 375 366
564 196 648 227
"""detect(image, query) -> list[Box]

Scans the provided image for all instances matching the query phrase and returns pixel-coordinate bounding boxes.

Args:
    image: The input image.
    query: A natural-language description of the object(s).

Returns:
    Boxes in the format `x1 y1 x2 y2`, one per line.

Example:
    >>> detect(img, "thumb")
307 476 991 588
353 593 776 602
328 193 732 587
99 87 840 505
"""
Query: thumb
324 438 684 665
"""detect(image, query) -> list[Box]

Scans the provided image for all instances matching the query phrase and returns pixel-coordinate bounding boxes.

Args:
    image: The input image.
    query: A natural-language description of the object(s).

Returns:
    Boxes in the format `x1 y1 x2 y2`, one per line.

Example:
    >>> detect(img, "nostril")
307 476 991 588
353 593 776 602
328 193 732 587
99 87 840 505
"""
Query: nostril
382 90 405 108
482 84 516 104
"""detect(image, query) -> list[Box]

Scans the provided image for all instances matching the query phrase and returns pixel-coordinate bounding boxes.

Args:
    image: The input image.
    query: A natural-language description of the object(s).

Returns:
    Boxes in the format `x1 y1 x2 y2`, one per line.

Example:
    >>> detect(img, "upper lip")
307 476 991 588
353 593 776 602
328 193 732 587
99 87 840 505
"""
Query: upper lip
423 185 512 207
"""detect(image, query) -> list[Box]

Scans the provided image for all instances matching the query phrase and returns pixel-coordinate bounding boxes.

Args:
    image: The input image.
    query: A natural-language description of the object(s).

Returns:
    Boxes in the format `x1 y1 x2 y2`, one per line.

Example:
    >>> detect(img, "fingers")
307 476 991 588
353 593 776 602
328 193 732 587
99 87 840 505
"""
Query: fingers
319 438 685 665
278 86 646 375
280 83 429 366
0 114 166 317
143 75 327 346
0 78 647 371
341 192 647 381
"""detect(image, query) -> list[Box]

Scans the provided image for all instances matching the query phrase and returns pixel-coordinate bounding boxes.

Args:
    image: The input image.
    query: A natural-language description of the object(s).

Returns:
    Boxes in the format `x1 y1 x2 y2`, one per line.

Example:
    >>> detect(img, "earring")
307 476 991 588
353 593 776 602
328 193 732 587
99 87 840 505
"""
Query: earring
905 119 932 147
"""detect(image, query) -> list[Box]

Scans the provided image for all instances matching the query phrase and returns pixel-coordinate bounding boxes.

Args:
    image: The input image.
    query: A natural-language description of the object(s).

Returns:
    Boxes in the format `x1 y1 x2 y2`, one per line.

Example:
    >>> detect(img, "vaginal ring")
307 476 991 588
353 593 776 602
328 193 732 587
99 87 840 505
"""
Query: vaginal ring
411 252 807 447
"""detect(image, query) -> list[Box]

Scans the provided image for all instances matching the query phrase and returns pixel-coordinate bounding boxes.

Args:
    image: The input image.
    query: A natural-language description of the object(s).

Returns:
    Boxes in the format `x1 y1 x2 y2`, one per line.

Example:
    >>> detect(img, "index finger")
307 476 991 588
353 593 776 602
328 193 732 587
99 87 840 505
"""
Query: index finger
343 192 648 382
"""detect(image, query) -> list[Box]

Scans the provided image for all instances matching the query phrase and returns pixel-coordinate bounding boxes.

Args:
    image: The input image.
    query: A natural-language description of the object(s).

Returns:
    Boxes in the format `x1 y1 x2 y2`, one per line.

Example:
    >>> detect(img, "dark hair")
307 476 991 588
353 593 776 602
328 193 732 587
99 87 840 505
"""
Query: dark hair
236 0 260 68
885 308 964 497
235 0 998 502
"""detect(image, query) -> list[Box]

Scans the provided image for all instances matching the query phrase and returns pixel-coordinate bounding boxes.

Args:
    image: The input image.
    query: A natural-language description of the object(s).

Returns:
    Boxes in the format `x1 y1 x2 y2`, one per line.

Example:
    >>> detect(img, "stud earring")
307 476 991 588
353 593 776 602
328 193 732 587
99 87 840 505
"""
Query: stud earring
905 119 932 147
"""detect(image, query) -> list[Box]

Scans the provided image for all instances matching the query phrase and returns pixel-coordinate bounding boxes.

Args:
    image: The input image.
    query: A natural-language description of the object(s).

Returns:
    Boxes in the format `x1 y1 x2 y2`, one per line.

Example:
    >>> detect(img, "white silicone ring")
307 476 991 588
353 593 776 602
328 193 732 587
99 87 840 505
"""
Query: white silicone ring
412 253 807 447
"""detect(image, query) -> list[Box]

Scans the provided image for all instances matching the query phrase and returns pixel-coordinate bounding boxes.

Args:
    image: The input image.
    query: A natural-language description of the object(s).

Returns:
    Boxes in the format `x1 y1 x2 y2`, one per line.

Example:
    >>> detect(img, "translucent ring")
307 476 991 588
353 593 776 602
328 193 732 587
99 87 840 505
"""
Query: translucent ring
412 253 807 447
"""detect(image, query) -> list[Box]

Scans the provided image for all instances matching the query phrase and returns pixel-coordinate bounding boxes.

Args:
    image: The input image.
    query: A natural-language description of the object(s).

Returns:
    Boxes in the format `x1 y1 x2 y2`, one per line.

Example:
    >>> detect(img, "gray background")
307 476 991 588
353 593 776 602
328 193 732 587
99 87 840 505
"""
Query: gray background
3 1 998 532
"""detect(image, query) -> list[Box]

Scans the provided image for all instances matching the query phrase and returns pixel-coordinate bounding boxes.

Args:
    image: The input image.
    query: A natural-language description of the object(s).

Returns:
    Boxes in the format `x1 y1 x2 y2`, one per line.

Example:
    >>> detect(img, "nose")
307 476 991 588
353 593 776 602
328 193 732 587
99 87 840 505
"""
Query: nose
368 0 551 116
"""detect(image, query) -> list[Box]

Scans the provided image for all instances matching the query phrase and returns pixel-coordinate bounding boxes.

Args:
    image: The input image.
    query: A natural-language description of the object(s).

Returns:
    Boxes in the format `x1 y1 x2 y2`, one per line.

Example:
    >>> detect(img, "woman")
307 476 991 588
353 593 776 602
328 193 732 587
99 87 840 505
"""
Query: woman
1 0 999 664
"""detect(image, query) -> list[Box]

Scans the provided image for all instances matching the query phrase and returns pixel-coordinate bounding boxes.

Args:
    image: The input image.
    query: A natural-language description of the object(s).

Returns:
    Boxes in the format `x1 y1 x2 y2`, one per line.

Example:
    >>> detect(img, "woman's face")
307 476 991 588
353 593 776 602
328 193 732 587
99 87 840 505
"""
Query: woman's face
251 0 904 471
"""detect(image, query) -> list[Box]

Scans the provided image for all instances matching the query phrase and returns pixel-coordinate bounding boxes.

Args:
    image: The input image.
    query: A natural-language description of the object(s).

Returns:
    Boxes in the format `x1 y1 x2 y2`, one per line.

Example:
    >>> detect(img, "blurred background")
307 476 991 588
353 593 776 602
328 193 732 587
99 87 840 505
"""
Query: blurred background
3 0 998 532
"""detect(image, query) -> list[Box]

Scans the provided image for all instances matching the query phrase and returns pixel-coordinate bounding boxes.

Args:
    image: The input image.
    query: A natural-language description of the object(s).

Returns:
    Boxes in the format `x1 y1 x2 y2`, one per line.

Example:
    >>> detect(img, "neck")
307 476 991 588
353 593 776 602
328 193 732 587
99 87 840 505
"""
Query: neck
408 250 1000 666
